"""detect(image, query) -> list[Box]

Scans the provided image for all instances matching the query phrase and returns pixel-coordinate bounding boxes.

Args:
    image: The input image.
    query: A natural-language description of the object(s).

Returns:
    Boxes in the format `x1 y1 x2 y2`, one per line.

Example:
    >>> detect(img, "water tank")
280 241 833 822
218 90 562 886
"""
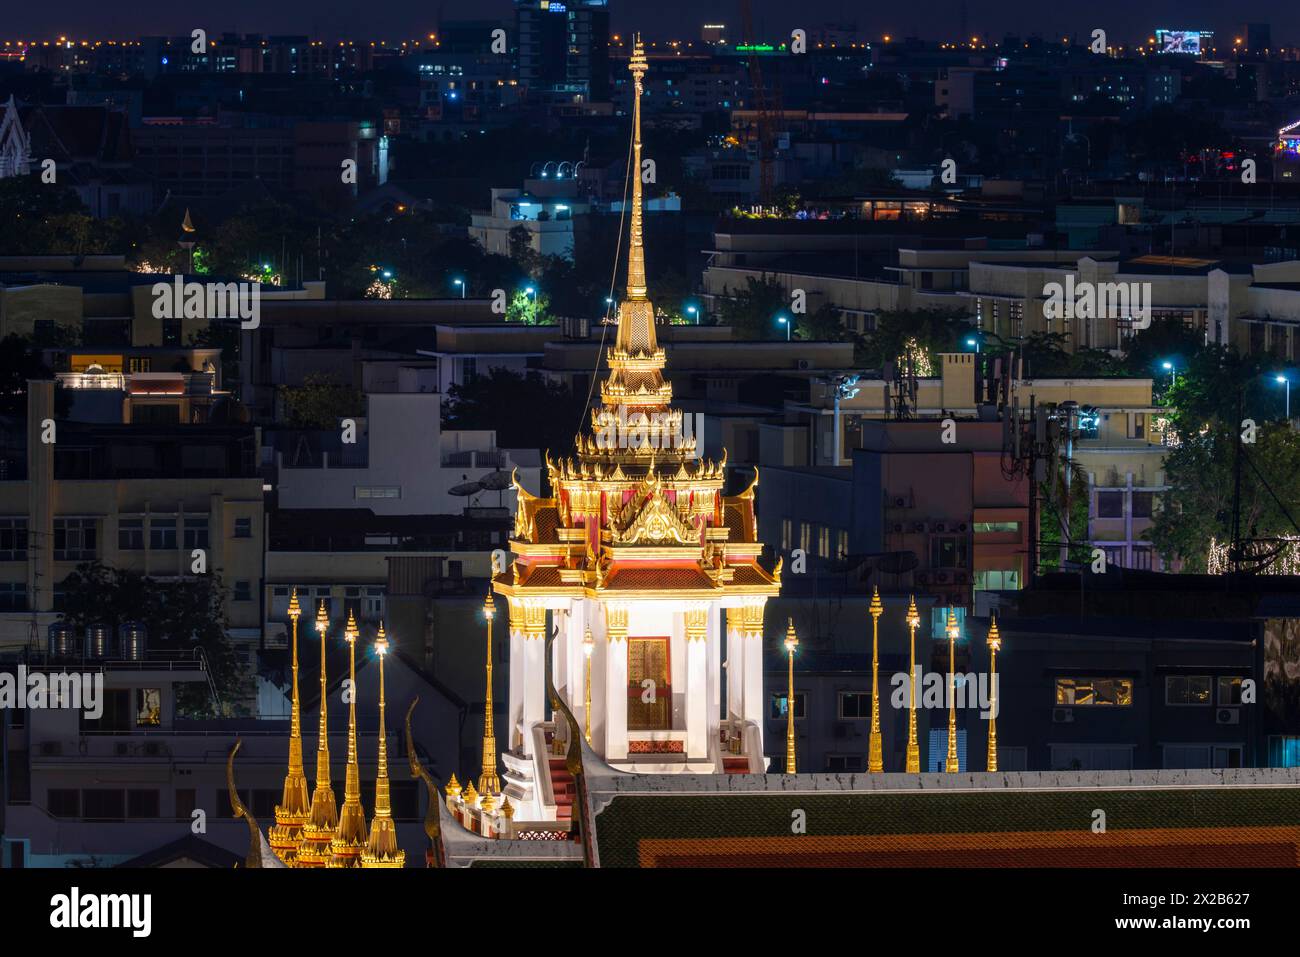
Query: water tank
119 621 147 661
85 624 111 659
47 622 75 658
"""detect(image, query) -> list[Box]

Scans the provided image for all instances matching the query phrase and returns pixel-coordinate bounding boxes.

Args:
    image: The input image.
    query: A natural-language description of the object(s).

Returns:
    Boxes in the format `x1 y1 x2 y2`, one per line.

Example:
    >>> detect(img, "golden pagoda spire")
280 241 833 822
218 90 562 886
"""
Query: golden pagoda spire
361 624 404 868
986 615 1002 773
783 618 799 774
945 607 960 773
625 34 650 308
905 596 921 773
269 588 310 863
478 593 501 796
868 586 883 773
296 599 338 867
329 610 368 867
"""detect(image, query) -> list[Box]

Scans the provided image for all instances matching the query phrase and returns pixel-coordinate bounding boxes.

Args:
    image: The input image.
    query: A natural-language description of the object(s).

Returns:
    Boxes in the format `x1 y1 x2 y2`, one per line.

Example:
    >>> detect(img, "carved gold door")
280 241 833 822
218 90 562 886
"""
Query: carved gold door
627 637 671 730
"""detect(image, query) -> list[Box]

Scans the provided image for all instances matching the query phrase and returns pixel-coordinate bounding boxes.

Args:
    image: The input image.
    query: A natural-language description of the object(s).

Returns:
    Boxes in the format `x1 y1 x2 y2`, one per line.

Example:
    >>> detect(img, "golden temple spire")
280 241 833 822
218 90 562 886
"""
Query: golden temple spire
905 596 921 773
478 593 501 796
987 615 1002 773
296 599 338 867
329 610 368 867
868 586 884 773
270 589 310 863
624 34 650 308
361 623 404 868
783 619 799 774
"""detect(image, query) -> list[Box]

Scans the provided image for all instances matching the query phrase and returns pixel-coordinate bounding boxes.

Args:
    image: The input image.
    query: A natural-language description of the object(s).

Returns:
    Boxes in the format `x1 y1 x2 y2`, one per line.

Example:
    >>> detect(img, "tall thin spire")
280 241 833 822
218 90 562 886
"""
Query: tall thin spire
361 623 404 868
269 589 310 863
624 34 650 308
295 599 338 867
330 610 368 866
478 593 501 796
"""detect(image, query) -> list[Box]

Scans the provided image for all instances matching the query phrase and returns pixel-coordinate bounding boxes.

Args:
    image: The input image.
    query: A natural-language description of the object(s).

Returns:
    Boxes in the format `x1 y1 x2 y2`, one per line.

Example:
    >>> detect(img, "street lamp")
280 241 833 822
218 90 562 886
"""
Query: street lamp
831 373 860 465
453 278 465 298
783 619 799 774
1277 374 1291 420
986 615 1001 772
966 336 980 353
945 607 960 773
777 314 791 341
905 596 920 772
686 304 698 324
868 587 883 773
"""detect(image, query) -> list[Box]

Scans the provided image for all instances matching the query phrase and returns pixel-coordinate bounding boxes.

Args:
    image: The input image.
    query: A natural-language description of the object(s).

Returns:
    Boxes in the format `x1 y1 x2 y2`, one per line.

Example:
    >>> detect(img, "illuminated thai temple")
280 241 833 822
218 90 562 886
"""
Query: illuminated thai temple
488 35 781 822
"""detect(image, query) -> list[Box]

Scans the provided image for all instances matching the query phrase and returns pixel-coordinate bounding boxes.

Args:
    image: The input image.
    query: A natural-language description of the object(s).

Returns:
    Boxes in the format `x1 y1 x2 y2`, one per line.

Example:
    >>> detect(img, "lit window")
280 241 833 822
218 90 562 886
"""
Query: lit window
1165 675 1212 706
1056 677 1133 706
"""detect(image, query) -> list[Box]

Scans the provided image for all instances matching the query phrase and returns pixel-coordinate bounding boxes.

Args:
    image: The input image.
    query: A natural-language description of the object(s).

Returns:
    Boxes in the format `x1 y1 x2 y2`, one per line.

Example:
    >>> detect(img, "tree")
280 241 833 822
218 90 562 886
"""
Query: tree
716 275 789 340
279 373 365 429
505 289 552 325
855 308 974 371
58 562 252 716
797 303 850 341
443 367 588 457
508 225 541 277
0 335 56 415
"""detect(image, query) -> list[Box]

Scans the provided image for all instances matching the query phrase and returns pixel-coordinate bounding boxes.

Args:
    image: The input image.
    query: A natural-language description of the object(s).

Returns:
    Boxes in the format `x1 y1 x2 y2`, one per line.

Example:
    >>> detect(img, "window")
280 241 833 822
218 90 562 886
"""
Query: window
1055 677 1133 706
798 522 811 554
136 688 161 726
781 518 792 552
364 587 384 620
1096 492 1123 518
183 517 209 550
234 580 252 602
234 517 252 538
82 789 126 821
836 529 848 560
149 520 177 550
974 521 1020 534
355 486 400 500
1165 675 1212 706
0 583 26 612
0 518 28 560
974 569 1020 591
54 518 97 561
48 789 79 819
816 525 830 559
1050 744 1133 770
1132 546 1153 570
826 754 865 772
1218 676 1246 705
1132 491 1155 518
930 535 968 568
1131 413 1145 439
930 605 966 639
127 789 160 819
175 788 197 820
119 518 144 550
81 689 130 733
838 692 871 719
770 692 806 720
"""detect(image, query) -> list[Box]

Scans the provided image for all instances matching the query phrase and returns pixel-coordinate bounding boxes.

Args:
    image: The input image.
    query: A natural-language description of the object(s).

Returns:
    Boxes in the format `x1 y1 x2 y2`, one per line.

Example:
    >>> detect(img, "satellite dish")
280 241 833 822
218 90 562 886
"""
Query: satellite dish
478 471 512 491
449 481 485 497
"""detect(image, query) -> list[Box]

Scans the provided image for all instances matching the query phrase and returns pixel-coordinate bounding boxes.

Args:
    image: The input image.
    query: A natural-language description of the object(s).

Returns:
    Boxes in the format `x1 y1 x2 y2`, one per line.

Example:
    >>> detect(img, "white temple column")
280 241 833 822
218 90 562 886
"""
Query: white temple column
604 604 628 760
685 608 708 759
706 604 721 741
507 605 525 754
725 608 743 721
742 604 765 737
518 603 546 757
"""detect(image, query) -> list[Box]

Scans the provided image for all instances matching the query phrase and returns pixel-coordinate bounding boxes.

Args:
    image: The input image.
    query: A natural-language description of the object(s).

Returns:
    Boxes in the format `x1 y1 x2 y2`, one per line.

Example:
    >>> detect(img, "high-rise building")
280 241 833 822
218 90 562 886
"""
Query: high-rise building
515 0 610 101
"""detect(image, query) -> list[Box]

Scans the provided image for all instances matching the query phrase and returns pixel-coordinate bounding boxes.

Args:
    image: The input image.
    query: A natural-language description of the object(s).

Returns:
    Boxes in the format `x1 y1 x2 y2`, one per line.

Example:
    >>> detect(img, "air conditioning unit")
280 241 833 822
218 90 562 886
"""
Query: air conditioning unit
936 571 950 584
796 358 813 371
893 497 908 508
917 572 930 585
933 522 947 533
1216 708 1240 725
892 523 905 533
912 522 926 533
955 572 968 585
957 522 969 532
1052 707 1074 723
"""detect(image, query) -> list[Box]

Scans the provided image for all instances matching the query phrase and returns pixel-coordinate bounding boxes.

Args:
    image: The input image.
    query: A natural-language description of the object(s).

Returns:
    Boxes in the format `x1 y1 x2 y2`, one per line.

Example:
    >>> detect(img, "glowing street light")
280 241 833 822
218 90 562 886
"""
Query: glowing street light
1278 373 1291 420
453 278 465 298
777 314 791 341
686 304 698 323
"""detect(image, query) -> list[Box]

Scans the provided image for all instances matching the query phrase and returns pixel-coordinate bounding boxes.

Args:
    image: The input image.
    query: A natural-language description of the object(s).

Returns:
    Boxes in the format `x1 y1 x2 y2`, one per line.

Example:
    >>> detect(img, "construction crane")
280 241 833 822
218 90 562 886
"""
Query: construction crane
738 0 776 204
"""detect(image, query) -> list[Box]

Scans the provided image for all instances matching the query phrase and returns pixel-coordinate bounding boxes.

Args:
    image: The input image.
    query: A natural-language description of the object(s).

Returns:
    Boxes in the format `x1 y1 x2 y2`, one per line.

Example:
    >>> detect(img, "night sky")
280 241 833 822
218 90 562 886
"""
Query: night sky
4 0 1298 46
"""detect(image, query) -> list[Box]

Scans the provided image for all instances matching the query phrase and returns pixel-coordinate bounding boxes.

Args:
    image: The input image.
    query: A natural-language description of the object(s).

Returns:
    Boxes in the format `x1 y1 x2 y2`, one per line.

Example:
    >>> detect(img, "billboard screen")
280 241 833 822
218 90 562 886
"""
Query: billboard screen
1156 29 1206 54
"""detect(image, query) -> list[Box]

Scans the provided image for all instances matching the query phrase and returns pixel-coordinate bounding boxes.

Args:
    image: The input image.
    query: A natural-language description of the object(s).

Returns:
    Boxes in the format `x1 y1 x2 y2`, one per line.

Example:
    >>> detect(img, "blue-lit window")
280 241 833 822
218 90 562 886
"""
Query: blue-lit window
1269 736 1300 768
927 729 967 772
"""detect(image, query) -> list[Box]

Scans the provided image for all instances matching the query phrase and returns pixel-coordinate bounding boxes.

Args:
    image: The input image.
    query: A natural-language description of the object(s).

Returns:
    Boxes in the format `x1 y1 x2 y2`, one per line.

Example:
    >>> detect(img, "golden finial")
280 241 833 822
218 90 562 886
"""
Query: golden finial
987 614 1002 773
783 619 798 774
361 624 404 867
906 594 920 628
181 207 196 233
296 599 337 867
445 773 461 799
329 609 367 866
868 586 883 773
463 781 479 806
270 587 310 863
477 592 501 796
502 797 515 820
480 792 497 815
